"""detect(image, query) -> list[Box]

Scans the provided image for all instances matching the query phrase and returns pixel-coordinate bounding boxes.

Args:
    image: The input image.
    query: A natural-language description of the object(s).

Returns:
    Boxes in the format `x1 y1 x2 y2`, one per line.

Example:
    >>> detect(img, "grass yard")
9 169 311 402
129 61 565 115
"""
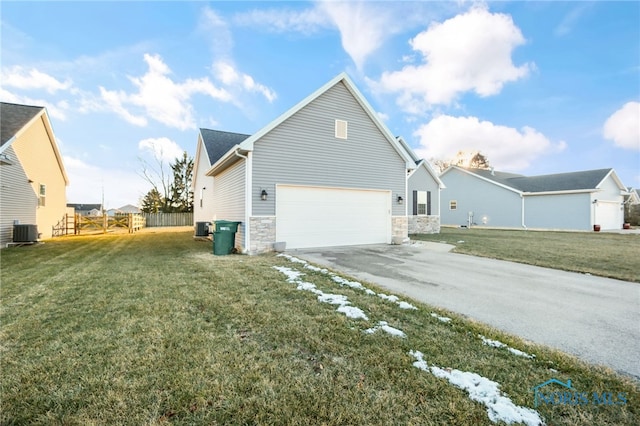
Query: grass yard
411 227 640 282
1 231 638 425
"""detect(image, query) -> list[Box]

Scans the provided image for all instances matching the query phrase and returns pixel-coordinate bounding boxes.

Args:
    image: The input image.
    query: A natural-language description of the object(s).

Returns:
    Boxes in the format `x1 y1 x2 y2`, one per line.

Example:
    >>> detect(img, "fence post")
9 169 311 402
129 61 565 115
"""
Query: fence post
103 212 107 234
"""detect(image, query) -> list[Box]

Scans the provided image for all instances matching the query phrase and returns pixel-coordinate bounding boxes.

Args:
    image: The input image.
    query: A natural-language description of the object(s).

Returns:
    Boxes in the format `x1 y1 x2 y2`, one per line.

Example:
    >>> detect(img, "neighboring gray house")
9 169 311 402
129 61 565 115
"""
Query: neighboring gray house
397 137 445 234
440 166 628 231
67 203 103 216
192 72 442 253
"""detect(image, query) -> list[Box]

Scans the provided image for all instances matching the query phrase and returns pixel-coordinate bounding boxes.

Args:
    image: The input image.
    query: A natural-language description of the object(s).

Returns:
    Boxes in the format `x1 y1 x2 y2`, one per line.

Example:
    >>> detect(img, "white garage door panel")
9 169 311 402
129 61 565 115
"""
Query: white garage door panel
277 186 391 249
596 202 622 230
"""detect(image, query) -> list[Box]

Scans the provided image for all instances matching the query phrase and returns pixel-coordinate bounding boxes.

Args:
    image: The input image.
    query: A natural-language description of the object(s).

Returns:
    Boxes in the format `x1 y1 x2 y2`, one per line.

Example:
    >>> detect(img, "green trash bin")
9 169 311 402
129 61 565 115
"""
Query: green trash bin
212 220 241 255
214 220 241 233
213 231 234 255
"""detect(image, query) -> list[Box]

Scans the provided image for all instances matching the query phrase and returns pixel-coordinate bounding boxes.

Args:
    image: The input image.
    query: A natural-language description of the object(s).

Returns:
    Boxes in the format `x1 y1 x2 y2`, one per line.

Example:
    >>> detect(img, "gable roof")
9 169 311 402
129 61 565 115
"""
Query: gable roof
199 129 251 165
1 102 45 148
444 166 626 194
208 72 416 175
68 203 102 211
0 102 69 185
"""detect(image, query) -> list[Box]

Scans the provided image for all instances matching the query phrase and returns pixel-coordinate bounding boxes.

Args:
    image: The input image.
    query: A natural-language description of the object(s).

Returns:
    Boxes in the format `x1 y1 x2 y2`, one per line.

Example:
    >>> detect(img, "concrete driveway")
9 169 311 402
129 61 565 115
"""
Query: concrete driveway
292 242 640 380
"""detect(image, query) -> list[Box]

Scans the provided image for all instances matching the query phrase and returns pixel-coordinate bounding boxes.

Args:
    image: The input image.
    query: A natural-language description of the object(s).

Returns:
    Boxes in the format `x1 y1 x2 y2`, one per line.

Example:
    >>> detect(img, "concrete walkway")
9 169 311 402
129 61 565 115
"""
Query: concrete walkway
293 242 640 380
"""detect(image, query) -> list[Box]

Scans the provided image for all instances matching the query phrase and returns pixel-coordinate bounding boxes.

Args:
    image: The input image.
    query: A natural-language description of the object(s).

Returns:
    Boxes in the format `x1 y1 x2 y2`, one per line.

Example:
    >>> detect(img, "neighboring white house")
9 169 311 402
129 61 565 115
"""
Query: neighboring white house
0 102 69 247
192 72 443 253
440 166 628 231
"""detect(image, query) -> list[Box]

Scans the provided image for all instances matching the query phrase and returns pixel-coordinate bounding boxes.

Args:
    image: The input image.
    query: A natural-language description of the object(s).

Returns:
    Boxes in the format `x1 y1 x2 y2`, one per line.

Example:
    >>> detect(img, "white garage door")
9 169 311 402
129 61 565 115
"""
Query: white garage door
596 202 622 230
276 185 391 249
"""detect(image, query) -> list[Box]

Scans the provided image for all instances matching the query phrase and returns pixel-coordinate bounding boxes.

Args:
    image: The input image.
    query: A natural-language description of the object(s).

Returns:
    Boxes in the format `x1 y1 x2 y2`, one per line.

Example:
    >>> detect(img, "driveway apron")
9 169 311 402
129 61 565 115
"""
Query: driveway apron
293 243 640 380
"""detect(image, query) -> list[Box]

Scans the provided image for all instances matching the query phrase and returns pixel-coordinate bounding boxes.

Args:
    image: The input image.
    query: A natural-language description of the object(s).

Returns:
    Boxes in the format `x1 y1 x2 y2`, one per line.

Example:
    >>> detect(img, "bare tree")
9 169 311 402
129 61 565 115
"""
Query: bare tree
431 151 491 173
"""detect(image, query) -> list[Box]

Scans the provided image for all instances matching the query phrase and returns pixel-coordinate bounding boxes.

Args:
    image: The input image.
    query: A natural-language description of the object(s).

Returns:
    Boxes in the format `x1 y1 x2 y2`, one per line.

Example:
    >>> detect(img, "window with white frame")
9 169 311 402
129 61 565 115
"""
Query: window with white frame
38 184 46 207
449 200 457 210
417 191 427 215
335 119 348 139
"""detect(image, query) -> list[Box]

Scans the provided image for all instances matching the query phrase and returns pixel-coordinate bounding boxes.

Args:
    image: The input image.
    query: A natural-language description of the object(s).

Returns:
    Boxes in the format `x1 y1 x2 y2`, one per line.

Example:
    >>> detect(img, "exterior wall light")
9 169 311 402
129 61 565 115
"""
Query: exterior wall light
261 189 268 201
397 195 403 204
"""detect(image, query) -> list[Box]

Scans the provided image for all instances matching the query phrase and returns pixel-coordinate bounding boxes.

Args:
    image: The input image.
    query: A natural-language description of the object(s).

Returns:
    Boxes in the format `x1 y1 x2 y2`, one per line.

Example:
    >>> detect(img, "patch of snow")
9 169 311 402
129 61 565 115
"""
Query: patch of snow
337 305 368 320
331 275 366 290
272 266 305 282
397 301 418 310
273 265 368 321
431 312 452 323
365 321 406 338
457 240 465 243
304 264 329 273
479 335 535 359
277 253 307 264
378 293 400 303
318 293 350 306
365 289 377 295
409 350 544 426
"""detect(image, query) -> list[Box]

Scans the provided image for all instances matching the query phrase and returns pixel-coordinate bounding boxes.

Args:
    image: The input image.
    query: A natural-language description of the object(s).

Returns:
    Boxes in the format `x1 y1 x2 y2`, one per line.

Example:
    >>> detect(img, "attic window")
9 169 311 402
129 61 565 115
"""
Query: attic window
38 184 46 207
335 120 348 139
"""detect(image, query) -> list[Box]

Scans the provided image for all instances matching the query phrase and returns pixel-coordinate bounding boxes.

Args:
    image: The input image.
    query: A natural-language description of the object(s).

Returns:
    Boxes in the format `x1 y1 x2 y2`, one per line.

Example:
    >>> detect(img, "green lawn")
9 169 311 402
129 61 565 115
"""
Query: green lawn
1 231 638 425
411 227 640 282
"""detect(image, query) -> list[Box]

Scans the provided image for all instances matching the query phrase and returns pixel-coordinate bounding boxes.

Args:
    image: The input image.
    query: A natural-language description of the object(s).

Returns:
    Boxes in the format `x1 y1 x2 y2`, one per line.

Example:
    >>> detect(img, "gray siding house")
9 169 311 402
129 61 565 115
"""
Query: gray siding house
192 73 442 253
440 166 628 231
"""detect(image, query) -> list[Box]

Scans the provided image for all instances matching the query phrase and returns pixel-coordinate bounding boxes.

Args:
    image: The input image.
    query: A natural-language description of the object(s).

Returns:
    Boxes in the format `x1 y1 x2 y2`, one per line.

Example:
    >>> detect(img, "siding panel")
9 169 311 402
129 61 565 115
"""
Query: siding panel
0 146 37 247
441 169 522 227
213 160 246 249
252 82 406 216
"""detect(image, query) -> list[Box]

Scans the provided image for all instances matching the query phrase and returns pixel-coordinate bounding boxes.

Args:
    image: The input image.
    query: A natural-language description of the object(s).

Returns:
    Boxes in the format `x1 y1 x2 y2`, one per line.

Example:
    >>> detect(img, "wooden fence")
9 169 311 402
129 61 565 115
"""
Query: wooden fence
72 213 145 234
142 212 193 227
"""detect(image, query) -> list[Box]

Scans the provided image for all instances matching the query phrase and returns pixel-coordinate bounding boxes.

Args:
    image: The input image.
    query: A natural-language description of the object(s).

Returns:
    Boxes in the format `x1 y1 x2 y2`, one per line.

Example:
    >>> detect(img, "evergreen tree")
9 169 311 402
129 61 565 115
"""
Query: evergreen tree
141 188 164 213
167 152 194 212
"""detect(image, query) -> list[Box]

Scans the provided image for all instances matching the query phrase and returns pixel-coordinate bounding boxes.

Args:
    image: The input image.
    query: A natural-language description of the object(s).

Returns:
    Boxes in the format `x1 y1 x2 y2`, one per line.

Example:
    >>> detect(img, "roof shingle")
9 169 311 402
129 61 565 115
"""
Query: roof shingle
200 129 251 165
1 102 44 146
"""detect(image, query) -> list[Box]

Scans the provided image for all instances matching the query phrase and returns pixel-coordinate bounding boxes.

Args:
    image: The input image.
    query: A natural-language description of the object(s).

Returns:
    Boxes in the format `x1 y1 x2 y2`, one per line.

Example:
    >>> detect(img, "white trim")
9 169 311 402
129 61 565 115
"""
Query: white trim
275 182 393 193
443 166 522 195
596 169 627 192
523 189 596 196
245 152 252 253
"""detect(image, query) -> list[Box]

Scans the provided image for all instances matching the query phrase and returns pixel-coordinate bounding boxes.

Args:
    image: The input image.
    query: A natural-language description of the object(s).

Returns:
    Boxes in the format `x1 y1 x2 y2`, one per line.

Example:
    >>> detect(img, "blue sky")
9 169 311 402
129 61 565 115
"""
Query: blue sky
2 1 639 208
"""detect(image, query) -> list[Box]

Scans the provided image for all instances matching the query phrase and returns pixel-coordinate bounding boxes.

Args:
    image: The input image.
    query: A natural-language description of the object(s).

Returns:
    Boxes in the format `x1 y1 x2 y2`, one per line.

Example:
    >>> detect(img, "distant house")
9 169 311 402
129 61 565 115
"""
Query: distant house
0 102 69 247
397 137 445 234
192 72 443 253
440 166 628 231
117 204 141 214
67 203 103 216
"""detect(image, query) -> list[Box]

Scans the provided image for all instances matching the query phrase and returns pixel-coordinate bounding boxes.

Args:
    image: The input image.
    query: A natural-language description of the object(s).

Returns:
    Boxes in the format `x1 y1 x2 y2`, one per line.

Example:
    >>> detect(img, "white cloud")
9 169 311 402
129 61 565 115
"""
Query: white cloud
138 137 184 162
233 7 329 34
198 7 234 57
0 87 69 121
374 5 533 112
317 1 390 69
234 1 445 70
213 61 277 102
63 155 149 209
1 66 72 93
99 53 231 130
554 3 593 37
603 101 640 151
413 115 566 171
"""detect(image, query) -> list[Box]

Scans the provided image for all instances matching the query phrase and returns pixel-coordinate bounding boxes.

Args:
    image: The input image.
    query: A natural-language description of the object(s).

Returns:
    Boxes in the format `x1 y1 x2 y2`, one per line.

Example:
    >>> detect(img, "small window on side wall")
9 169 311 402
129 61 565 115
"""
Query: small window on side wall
38 184 46 207
449 200 457 210
335 119 348 139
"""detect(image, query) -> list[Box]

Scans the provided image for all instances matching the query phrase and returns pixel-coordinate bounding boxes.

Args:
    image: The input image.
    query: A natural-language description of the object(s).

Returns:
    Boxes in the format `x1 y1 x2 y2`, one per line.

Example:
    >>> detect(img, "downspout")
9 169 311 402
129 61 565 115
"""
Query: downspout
234 149 251 253
521 193 527 230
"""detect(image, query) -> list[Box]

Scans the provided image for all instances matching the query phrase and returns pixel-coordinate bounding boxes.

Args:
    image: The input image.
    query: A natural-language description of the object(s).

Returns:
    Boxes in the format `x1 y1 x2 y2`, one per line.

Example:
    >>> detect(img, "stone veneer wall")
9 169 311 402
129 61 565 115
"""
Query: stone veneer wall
391 216 408 243
249 216 276 254
408 215 440 234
